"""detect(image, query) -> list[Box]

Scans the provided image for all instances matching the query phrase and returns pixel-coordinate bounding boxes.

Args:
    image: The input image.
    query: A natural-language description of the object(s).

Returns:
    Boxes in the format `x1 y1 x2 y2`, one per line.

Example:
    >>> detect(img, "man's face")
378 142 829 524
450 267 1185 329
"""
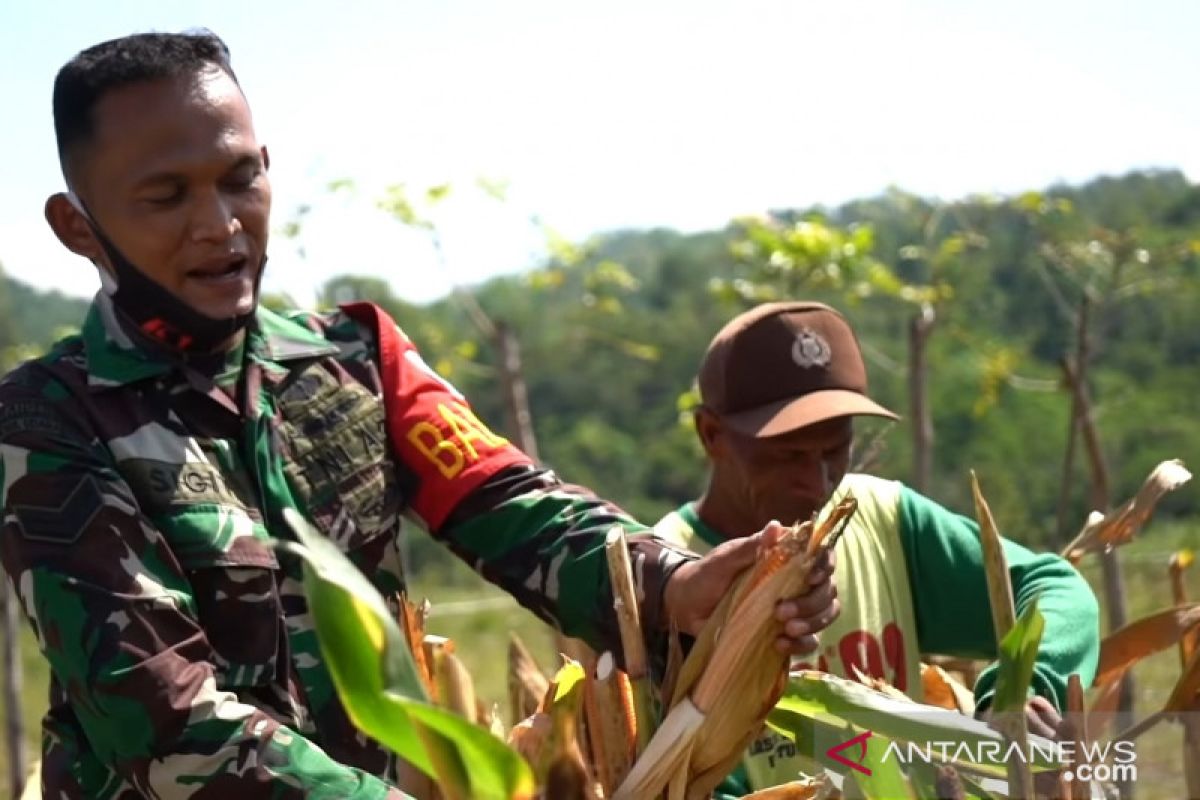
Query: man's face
702 412 853 532
63 67 270 319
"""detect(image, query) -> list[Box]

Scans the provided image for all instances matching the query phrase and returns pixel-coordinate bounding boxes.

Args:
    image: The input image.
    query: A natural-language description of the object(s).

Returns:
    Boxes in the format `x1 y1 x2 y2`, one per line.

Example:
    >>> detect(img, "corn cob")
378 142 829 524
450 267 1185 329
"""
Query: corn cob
615 498 857 799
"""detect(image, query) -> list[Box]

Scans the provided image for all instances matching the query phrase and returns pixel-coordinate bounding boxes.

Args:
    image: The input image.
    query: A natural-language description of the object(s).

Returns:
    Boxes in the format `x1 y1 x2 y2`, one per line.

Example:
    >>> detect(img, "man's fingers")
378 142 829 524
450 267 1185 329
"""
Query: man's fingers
775 579 838 622
783 598 840 639
1027 696 1061 739
807 549 836 585
706 521 783 577
775 633 820 656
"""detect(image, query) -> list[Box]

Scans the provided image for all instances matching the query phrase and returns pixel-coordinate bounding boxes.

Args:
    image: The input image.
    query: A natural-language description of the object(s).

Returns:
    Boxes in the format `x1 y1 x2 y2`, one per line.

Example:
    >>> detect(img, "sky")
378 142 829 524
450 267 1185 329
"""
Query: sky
1 0 1197 306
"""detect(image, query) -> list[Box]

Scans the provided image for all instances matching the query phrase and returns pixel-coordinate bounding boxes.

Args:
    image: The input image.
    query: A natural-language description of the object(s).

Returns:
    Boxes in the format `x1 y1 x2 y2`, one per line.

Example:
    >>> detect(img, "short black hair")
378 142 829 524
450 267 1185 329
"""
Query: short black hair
52 29 239 181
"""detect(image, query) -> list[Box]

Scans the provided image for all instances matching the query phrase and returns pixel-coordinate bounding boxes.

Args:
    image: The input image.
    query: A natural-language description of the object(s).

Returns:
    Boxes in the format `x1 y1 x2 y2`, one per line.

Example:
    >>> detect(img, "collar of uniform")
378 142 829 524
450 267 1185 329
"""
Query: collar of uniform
83 295 338 390
249 306 339 367
676 502 728 550
83 292 174 389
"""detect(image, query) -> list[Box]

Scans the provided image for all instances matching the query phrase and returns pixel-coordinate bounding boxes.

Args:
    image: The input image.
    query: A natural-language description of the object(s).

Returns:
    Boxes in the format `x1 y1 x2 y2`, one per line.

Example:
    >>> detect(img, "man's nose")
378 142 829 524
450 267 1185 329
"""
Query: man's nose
793 454 833 494
190 189 241 243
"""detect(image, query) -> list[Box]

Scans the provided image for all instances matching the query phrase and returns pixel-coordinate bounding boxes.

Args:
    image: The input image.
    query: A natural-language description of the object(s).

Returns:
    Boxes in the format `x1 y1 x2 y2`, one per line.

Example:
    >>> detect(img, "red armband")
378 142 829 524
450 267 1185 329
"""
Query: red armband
341 302 531 530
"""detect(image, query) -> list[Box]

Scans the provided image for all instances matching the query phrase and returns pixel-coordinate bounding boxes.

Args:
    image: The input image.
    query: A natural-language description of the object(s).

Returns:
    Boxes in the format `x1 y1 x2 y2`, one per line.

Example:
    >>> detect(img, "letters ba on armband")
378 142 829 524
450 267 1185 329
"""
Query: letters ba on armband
406 400 510 479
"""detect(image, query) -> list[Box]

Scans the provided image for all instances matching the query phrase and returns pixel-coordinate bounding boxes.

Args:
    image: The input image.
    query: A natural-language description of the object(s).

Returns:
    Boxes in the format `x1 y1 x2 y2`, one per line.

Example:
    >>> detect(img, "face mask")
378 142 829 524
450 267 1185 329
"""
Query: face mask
66 191 264 353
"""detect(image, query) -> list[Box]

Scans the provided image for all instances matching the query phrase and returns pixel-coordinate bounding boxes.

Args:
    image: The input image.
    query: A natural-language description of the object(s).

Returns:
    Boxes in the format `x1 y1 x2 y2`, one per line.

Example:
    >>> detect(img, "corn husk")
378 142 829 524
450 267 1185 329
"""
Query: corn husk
426 635 477 723
1062 459 1191 563
604 526 655 756
615 498 857 799
509 633 550 723
919 663 975 715
742 774 835 799
583 650 636 796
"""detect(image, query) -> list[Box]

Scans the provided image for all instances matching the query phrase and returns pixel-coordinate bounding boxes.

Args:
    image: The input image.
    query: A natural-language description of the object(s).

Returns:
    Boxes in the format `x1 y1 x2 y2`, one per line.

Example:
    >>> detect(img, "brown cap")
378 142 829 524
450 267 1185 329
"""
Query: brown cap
699 301 899 437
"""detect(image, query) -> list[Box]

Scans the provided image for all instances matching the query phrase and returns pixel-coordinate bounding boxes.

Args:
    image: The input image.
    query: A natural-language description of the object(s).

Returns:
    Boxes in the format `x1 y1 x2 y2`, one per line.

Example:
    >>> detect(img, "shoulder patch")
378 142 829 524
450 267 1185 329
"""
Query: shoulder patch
0 401 73 440
13 474 105 545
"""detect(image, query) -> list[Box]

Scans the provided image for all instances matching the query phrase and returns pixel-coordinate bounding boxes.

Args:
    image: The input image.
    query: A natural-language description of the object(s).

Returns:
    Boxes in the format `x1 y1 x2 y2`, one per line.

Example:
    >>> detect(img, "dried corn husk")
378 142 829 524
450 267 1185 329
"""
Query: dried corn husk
398 594 436 697
742 774 836 799
920 663 975 715
508 711 552 766
426 635 477 723
604 527 654 756
509 633 550 723
583 651 636 796
615 498 857 800
1062 459 1191 563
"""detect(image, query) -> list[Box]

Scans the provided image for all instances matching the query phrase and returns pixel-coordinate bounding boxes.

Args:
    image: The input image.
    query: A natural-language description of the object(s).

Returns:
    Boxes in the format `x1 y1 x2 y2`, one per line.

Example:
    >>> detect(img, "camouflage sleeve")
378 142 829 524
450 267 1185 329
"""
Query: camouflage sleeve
336 301 697 662
437 464 695 662
0 386 399 799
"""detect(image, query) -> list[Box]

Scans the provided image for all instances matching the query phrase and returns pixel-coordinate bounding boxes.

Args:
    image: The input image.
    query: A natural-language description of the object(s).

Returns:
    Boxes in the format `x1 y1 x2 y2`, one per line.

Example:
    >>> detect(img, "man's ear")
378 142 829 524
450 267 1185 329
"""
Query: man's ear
694 406 726 459
44 193 103 263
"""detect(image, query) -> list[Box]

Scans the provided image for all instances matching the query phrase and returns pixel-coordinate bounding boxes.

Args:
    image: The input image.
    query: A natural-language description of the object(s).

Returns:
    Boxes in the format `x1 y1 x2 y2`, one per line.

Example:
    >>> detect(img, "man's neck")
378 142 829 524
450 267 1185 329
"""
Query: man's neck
693 482 759 542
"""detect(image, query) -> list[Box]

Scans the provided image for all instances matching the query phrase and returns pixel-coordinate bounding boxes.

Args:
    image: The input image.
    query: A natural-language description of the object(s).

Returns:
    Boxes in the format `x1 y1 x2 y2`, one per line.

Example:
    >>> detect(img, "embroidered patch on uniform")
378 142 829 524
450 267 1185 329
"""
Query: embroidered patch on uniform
0 403 72 439
791 327 832 368
13 474 104 544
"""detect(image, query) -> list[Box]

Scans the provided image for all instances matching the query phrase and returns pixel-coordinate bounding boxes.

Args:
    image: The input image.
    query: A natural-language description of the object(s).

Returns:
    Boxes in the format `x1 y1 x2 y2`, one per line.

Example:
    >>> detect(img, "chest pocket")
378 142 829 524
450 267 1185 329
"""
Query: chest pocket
274 363 403 552
162 505 284 689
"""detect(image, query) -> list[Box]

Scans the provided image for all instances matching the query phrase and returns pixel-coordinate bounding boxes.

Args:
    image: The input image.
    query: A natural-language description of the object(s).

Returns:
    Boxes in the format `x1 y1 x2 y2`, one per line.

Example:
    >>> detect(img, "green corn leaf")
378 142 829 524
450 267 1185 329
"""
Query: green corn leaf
279 509 536 799
991 598 1046 715
767 671 1059 781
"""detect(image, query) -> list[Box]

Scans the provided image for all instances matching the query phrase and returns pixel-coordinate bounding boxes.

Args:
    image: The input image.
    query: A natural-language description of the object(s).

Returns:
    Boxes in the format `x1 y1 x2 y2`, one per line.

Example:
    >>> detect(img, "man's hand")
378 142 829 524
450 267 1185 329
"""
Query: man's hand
978 695 1063 740
978 697 1067 794
662 520 839 655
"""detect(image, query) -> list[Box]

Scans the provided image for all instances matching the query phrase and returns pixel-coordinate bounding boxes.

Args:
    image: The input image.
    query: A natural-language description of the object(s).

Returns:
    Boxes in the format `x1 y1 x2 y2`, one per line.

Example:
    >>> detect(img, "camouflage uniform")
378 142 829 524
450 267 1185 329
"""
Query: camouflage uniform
0 294 690 799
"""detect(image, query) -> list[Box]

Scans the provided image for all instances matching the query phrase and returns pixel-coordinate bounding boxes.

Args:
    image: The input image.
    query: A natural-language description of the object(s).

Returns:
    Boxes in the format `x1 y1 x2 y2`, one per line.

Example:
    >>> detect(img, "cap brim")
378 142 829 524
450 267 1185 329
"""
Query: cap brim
721 389 900 438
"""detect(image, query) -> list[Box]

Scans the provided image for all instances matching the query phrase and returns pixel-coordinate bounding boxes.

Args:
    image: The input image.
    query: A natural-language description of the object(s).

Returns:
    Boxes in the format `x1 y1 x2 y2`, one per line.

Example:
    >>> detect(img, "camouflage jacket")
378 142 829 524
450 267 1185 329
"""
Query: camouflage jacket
0 294 690 799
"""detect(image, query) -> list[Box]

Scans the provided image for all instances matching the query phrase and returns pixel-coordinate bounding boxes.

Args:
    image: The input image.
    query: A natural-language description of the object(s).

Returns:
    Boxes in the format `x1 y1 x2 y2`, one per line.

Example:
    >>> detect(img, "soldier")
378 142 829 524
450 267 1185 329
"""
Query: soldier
655 301 1101 795
0 32 838 798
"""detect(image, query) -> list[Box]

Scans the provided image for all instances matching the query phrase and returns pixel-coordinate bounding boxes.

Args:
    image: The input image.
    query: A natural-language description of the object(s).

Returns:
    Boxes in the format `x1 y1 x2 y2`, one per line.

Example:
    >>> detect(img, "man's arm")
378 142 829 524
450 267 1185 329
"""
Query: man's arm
896 485 1100 712
0 388 398 799
437 464 689 655
340 302 695 663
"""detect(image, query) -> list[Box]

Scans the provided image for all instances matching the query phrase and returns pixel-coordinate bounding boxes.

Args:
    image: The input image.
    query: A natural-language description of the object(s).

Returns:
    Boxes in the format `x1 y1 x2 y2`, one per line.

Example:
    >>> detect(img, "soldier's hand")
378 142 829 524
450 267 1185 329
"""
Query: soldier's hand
663 520 839 655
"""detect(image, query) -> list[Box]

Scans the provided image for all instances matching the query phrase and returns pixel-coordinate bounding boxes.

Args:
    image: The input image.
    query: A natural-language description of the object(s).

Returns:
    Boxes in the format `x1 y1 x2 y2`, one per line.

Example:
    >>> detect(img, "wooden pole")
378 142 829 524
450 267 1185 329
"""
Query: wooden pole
3 579 26 800
1060 355 1134 800
494 320 539 462
1054 297 1089 546
908 305 936 493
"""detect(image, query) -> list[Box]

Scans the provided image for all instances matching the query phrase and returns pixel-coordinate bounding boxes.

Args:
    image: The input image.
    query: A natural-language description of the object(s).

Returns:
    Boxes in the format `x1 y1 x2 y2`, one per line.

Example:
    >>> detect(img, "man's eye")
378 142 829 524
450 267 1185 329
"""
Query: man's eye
144 190 183 206
225 167 262 190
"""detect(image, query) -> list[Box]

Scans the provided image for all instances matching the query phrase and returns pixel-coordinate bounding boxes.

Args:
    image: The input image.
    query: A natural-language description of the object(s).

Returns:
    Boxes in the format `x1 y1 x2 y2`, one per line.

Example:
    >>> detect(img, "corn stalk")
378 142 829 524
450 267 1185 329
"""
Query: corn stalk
970 472 1034 800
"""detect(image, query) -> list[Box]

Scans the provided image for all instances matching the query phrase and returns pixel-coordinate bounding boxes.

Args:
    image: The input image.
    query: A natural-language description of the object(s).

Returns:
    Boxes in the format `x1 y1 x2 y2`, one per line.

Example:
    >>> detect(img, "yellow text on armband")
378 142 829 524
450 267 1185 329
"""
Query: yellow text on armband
406 402 510 479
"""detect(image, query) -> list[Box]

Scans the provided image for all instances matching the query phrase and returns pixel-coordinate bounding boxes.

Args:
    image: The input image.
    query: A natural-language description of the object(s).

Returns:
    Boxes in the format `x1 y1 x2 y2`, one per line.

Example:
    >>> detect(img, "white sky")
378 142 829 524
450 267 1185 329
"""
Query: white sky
1 0 1197 305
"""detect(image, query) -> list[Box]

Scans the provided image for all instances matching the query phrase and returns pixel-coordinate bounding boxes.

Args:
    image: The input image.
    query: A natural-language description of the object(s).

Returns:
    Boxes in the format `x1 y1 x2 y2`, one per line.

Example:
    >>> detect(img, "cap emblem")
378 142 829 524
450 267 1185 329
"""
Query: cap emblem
791 327 831 368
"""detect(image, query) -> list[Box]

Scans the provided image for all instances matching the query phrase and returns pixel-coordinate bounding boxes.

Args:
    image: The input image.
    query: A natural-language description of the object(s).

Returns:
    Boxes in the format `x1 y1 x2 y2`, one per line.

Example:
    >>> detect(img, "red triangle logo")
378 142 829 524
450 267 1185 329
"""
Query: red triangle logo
826 730 873 776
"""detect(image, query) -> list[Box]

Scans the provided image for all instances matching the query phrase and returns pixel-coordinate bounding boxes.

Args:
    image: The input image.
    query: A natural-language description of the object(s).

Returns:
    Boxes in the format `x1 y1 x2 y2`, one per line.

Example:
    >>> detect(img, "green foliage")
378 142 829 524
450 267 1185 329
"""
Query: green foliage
990 599 1046 716
278 509 535 799
373 170 1200 549
768 672 1057 798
